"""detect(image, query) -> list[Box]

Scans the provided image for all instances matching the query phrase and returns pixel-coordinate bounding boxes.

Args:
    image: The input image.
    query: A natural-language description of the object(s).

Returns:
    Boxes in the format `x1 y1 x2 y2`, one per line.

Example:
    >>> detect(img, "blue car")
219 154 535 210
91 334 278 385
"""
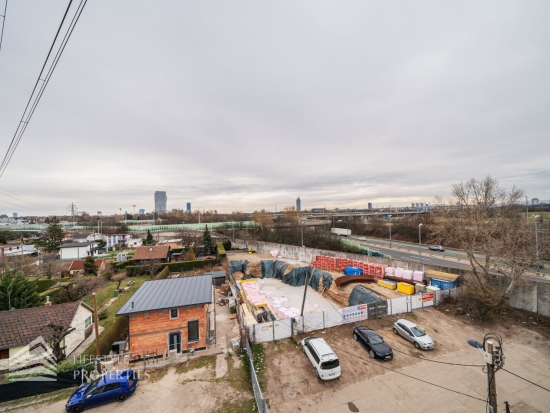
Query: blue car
66 369 138 412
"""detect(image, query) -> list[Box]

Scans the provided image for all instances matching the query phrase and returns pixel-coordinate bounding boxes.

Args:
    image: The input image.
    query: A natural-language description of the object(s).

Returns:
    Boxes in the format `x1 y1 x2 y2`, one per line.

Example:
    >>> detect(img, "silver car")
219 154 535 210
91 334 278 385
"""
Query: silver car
393 319 435 350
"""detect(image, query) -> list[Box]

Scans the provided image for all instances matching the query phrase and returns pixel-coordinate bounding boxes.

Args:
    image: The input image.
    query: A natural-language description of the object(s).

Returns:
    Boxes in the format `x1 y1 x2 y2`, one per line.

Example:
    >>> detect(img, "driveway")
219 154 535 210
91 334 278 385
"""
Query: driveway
261 308 550 413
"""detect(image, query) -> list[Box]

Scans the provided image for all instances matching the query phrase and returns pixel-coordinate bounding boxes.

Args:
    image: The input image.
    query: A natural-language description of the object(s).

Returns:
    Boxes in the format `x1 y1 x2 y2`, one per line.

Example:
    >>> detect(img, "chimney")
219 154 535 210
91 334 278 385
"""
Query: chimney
44 296 52 307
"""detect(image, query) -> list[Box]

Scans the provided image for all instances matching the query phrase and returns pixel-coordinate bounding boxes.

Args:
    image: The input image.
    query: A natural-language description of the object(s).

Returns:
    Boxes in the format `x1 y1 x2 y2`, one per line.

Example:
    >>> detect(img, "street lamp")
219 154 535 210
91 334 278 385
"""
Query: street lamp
418 223 423 271
533 215 540 268
300 221 304 247
468 338 498 413
389 214 392 248
525 195 528 222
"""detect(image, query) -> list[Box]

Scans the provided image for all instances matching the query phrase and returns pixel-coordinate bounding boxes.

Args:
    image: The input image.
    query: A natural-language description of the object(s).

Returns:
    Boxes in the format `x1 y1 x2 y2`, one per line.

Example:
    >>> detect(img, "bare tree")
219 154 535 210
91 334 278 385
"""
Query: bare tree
251 209 273 229
41 323 75 362
112 273 127 290
433 176 548 318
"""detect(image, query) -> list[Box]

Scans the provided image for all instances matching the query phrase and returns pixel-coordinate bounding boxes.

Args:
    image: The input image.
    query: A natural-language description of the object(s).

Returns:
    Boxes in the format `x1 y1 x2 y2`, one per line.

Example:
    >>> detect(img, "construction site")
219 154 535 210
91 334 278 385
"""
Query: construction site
227 251 459 327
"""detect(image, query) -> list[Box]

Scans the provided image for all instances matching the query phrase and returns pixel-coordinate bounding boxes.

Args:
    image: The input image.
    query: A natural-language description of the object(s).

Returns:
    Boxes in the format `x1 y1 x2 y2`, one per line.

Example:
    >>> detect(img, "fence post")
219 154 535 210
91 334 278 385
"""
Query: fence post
389 299 392 315
273 321 275 341
290 318 294 337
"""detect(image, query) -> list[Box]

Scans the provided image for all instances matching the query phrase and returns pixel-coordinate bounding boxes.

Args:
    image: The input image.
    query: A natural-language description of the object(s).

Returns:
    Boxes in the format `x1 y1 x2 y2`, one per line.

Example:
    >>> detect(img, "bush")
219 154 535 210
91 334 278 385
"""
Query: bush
102 271 112 282
98 311 108 320
125 265 148 277
155 266 170 280
35 278 58 293
111 259 135 272
216 242 227 259
222 239 232 251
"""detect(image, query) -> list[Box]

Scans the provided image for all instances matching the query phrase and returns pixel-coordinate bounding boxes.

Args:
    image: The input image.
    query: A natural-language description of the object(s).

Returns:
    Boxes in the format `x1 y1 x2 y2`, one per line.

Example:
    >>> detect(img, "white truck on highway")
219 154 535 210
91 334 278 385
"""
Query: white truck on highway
331 228 351 236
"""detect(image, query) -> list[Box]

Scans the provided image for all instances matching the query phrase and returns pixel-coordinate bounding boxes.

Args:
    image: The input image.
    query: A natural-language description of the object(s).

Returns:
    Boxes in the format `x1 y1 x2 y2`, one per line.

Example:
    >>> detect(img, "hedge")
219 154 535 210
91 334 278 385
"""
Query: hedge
83 316 128 357
216 242 226 259
35 278 58 293
125 265 149 277
159 259 218 273
155 266 170 280
111 259 135 271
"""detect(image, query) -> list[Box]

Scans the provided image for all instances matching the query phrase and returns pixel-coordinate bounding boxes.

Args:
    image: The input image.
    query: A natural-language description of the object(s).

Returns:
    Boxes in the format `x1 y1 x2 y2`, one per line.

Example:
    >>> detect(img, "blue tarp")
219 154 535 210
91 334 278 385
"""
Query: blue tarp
344 267 363 276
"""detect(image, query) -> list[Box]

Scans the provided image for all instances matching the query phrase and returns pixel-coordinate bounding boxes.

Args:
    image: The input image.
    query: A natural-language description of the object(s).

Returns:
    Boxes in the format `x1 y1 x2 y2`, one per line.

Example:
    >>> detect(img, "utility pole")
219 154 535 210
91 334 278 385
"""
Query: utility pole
487 340 498 413
300 269 311 316
389 214 392 248
92 293 101 357
525 196 528 222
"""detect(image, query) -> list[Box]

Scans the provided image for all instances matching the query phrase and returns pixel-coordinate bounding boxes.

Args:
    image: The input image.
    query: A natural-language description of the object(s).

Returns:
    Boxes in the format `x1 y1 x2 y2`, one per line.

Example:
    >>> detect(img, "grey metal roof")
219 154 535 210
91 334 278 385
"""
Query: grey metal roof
116 275 212 316
205 271 226 279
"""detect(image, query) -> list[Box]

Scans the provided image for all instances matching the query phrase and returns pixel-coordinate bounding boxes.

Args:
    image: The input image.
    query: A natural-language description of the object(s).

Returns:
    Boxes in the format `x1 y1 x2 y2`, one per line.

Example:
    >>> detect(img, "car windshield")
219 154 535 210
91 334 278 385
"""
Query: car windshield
368 335 384 344
84 377 102 396
410 326 426 337
320 359 340 370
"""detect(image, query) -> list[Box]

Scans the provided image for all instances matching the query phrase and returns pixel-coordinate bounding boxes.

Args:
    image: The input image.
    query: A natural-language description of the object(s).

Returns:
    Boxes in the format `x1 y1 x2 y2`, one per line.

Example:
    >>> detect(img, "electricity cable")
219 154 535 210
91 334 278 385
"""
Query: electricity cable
501 368 550 393
0 0 7 55
0 0 88 179
391 347 484 367
329 344 487 403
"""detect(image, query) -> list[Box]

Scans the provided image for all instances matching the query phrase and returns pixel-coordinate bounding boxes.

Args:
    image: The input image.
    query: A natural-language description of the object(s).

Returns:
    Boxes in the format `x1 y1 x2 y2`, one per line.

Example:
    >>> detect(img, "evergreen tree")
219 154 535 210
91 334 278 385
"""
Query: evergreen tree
45 216 65 252
83 256 98 276
146 230 153 244
202 225 215 255
0 271 42 311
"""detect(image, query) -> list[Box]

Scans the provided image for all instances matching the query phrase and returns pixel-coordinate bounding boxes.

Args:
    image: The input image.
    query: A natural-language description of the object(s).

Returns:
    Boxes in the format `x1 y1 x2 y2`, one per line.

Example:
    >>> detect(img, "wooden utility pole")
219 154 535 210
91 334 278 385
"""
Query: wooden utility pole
92 293 100 357
300 270 311 316
487 340 498 413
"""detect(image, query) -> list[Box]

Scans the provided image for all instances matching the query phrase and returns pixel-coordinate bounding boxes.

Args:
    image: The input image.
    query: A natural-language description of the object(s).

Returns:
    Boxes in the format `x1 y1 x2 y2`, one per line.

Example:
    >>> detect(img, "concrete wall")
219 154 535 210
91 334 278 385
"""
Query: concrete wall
233 239 463 275
234 239 550 317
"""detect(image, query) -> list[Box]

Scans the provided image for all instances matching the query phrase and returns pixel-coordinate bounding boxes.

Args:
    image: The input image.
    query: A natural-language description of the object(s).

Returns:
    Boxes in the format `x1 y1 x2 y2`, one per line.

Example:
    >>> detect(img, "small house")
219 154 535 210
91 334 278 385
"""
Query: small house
58 242 99 260
0 301 94 372
116 275 212 354
133 245 172 264
68 259 107 275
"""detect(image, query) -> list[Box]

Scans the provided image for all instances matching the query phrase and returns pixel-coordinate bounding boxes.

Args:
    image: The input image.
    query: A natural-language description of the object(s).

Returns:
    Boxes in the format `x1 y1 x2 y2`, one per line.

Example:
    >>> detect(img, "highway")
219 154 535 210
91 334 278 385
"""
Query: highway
346 235 476 271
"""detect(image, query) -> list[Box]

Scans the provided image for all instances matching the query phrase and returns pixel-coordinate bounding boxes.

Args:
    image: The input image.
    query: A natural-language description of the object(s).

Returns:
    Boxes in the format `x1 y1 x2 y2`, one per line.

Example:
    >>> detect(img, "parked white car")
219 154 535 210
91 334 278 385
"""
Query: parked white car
301 337 341 380
393 319 435 350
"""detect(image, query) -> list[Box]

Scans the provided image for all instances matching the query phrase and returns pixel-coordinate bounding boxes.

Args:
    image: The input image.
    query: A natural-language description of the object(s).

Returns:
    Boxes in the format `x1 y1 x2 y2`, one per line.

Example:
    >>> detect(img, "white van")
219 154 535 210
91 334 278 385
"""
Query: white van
301 337 341 380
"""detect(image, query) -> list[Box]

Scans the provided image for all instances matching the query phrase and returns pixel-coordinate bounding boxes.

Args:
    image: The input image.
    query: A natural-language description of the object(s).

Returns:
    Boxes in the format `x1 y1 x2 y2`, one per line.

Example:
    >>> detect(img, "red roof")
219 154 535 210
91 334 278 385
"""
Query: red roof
69 259 105 271
134 245 170 261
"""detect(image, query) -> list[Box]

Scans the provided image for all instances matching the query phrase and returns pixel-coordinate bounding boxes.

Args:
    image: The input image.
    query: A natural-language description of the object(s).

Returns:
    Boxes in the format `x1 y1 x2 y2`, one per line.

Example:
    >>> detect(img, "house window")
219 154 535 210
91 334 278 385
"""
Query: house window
170 309 178 319
0 348 8 360
84 315 93 329
188 320 199 342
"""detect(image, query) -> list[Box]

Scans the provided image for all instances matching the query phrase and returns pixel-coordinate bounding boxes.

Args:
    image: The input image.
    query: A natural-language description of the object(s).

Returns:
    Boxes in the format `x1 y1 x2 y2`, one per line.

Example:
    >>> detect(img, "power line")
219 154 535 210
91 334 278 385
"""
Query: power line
502 368 550 393
329 345 487 403
0 187 59 209
391 348 485 367
0 0 7 55
0 0 88 179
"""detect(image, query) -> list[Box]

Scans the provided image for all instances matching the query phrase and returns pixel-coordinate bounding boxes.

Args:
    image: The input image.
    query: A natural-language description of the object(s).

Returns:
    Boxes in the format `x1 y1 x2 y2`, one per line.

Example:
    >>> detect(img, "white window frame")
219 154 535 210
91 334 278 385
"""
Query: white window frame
84 315 93 329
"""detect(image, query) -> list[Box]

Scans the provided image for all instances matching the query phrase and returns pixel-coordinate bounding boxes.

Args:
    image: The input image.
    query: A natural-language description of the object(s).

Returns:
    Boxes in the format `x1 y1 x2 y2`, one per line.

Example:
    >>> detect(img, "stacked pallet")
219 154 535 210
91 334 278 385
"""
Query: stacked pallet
312 255 385 278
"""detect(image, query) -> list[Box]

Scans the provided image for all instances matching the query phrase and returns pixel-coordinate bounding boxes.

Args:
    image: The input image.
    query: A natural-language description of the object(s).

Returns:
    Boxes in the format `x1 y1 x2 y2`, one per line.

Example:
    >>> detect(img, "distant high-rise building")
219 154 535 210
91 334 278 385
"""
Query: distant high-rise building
154 191 167 213
296 197 301 212
368 203 372 210
13 213 17 218
532 198 540 206
139 209 145 215
186 203 191 214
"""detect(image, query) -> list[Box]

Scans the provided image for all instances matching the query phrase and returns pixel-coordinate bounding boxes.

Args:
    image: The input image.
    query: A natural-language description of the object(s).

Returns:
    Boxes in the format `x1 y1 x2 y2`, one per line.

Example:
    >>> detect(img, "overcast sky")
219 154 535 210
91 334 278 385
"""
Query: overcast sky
0 1 548 216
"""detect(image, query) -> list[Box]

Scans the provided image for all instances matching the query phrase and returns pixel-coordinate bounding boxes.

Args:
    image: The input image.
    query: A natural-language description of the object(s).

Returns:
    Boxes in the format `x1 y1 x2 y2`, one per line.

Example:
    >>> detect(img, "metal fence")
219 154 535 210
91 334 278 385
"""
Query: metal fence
247 289 455 344
245 338 269 413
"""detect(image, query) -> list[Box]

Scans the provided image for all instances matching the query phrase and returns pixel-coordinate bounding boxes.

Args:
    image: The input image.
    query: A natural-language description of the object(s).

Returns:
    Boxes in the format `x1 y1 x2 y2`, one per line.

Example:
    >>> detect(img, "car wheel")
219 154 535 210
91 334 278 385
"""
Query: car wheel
353 333 358 341
393 327 398 335
414 342 420 349
369 350 375 358
116 393 128 402
315 369 320 378
71 405 84 413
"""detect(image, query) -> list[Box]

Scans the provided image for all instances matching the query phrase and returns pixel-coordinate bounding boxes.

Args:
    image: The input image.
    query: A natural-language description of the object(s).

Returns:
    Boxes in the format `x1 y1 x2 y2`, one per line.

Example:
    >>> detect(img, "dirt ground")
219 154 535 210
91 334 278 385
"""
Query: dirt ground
260 307 550 413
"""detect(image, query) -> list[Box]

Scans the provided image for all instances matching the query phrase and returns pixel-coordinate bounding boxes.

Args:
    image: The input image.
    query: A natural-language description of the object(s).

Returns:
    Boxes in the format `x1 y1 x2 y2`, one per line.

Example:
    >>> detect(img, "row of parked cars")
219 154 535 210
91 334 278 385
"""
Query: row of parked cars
301 319 435 380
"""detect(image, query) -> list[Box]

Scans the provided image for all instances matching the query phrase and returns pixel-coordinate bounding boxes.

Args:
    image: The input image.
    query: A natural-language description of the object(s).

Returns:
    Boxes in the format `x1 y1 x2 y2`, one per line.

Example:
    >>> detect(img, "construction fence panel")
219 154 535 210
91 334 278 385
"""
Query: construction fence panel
273 319 293 341
324 308 346 329
299 312 325 333
245 338 269 413
410 294 424 310
341 303 369 324
250 320 293 344
390 297 408 315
